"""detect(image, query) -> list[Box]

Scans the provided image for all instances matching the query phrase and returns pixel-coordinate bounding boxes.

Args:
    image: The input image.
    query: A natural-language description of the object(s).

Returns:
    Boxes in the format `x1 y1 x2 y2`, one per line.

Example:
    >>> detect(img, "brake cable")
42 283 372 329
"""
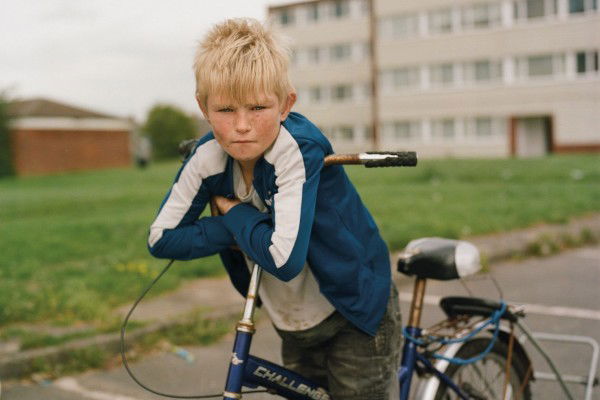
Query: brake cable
120 259 267 398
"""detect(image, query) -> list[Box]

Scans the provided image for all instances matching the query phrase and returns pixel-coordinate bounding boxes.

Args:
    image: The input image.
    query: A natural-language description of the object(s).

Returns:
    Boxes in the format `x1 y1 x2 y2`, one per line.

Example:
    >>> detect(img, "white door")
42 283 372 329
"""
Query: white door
516 117 549 157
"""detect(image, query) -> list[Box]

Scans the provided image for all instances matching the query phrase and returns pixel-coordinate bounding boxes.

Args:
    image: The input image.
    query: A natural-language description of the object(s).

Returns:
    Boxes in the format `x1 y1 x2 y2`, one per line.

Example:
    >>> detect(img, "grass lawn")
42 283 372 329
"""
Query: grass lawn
1 154 599 326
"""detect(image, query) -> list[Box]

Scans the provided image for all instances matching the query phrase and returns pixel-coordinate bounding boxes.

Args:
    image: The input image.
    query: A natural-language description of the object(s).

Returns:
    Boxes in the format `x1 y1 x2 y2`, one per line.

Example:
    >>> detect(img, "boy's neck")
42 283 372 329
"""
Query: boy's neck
238 159 256 193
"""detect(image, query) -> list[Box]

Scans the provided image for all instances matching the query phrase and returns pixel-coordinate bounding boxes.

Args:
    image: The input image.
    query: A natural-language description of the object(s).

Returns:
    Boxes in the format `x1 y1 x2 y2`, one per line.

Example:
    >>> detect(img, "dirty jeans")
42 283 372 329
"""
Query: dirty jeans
275 284 402 400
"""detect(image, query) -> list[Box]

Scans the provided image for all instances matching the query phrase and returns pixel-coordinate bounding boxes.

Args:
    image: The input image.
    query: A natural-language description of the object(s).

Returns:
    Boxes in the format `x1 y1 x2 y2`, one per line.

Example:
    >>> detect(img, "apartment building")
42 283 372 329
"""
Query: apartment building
269 0 600 157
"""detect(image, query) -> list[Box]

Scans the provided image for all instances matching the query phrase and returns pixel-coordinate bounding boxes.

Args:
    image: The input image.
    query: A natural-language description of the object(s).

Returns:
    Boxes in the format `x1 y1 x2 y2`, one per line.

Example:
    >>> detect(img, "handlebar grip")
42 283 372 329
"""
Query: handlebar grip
364 151 417 168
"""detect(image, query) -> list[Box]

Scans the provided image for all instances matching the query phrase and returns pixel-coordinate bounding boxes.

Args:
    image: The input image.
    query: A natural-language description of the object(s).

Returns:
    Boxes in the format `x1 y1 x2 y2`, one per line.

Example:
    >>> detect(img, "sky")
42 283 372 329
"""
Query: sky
0 0 297 122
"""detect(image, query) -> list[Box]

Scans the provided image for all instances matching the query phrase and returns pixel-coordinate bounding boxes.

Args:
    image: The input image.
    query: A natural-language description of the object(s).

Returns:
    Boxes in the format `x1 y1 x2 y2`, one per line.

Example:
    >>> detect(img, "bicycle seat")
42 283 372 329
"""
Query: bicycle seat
397 237 481 280
440 296 520 322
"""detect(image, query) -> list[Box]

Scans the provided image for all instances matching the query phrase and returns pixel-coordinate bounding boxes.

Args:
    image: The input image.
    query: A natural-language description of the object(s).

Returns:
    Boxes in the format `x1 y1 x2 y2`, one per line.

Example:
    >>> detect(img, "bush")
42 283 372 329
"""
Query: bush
0 93 14 177
142 104 199 160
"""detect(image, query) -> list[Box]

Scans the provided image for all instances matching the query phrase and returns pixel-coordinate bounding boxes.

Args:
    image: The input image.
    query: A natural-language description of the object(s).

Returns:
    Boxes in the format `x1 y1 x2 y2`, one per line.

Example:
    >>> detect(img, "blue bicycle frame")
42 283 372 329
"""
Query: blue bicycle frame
222 265 331 400
221 265 474 400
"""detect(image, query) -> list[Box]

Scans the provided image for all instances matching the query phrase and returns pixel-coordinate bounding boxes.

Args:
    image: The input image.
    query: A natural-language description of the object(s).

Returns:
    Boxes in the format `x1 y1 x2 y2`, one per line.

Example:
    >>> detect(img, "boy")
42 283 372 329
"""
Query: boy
148 18 401 399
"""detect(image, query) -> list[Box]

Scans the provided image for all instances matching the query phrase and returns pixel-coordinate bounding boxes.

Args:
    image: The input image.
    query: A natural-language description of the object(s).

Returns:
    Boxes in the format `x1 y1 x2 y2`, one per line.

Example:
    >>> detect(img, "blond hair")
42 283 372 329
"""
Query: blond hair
193 18 294 109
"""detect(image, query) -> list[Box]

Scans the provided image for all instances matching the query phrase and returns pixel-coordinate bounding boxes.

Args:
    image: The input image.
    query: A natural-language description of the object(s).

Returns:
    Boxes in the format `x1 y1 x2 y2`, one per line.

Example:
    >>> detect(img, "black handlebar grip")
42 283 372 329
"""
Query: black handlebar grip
364 151 417 168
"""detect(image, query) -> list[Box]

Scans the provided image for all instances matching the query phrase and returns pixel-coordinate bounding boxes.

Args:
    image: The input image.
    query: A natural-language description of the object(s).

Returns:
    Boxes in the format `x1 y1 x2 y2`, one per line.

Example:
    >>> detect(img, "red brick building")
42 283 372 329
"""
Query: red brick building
8 98 133 176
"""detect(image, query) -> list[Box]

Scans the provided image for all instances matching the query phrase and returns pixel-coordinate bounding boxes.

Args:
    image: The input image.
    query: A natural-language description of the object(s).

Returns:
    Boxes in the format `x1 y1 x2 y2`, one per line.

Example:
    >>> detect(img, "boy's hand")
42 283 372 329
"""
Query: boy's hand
213 196 241 215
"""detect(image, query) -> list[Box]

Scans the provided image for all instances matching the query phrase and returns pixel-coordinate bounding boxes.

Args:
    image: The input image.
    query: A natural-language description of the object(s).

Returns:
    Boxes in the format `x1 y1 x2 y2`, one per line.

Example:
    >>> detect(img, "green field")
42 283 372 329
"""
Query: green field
1 154 599 326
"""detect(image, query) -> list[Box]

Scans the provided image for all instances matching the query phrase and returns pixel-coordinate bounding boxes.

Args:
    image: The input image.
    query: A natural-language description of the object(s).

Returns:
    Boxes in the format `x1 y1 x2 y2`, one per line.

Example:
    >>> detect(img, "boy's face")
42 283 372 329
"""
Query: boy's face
199 91 296 165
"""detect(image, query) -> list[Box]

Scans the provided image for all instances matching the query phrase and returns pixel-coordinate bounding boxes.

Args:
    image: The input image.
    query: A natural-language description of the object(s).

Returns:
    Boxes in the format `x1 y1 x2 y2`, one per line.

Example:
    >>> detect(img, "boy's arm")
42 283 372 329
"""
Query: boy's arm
148 139 236 260
222 132 323 281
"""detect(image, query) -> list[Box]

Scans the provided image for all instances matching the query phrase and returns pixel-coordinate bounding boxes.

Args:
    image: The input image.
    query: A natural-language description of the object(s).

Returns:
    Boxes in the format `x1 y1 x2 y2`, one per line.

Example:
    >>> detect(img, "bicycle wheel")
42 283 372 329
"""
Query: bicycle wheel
433 338 532 400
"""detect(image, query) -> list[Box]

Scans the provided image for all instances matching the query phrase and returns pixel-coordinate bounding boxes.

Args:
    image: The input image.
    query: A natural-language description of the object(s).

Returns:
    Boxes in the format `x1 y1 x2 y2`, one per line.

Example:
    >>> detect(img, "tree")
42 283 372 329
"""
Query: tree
142 104 198 160
0 93 14 177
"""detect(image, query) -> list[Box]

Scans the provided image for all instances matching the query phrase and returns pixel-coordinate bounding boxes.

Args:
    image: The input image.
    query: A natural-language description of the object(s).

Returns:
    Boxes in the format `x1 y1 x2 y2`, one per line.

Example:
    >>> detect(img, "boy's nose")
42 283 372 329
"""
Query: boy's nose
234 112 251 134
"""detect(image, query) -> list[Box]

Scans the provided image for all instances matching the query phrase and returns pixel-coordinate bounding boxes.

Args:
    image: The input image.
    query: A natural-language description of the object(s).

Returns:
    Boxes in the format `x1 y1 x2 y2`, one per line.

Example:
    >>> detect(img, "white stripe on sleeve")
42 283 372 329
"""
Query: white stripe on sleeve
148 139 227 247
264 127 307 268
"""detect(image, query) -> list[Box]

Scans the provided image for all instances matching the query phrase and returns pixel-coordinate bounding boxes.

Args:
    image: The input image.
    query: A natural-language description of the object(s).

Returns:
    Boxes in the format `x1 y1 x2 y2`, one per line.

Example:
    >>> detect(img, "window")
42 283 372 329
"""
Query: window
308 47 321 64
278 9 295 25
360 0 370 16
570 0 599 12
475 61 492 80
528 55 554 76
361 42 371 60
329 125 354 141
331 0 350 18
309 86 322 103
527 0 546 18
361 83 372 99
338 126 354 140
465 117 502 139
475 117 493 137
307 3 320 21
381 14 419 39
330 43 352 62
394 122 411 139
516 53 565 79
429 8 453 34
576 50 600 74
392 67 420 89
432 119 455 140
431 63 455 86
577 52 587 73
513 0 557 20
463 60 503 83
570 0 585 12
387 121 421 141
364 125 373 141
332 84 353 101
380 68 420 93
461 3 501 29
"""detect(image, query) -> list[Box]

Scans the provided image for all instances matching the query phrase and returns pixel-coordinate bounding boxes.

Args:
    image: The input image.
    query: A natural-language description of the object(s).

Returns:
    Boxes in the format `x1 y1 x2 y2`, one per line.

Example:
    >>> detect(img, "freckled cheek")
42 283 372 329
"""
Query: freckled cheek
211 120 234 145
255 118 280 143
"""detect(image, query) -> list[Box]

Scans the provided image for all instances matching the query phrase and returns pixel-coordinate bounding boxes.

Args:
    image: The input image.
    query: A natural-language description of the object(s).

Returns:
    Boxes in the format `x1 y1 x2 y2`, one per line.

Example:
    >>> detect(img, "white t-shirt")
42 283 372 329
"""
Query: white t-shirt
233 161 335 331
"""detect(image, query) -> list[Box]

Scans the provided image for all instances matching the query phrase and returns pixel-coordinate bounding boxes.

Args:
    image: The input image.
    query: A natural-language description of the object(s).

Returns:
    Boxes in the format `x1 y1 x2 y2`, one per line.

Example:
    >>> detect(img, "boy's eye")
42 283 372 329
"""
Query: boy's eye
217 108 234 112
252 105 266 111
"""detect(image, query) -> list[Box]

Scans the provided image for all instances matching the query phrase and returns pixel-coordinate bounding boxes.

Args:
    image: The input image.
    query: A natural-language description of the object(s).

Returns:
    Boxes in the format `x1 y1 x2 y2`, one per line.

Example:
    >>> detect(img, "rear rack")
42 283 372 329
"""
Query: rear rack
518 327 599 400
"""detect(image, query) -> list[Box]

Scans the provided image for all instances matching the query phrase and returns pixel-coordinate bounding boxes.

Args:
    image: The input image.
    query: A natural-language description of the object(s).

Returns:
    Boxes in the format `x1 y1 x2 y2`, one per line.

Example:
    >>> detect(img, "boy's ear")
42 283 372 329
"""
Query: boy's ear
280 92 297 122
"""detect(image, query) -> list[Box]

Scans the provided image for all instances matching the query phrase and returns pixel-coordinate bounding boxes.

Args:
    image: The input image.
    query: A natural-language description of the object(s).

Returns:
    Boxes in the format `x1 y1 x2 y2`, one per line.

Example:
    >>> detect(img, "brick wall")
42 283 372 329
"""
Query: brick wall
11 129 131 176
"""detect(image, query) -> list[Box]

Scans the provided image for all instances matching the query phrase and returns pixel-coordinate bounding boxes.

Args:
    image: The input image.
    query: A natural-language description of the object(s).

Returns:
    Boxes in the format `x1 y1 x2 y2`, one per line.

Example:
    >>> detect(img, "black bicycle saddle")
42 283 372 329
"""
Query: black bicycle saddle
397 237 481 281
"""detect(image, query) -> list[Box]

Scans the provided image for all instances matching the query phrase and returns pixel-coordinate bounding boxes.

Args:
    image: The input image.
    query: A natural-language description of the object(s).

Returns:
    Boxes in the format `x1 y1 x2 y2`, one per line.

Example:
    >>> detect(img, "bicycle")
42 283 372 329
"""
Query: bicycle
122 150 596 399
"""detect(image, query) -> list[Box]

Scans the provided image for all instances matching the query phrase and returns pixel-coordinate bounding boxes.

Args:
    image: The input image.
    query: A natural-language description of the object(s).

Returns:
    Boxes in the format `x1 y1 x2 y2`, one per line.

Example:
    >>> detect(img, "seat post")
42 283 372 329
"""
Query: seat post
408 277 427 328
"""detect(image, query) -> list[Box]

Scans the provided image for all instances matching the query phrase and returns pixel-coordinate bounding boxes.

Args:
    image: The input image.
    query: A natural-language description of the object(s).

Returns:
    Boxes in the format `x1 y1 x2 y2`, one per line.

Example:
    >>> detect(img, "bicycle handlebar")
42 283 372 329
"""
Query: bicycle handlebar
324 151 417 168
181 139 417 218
179 139 418 168
209 149 416 223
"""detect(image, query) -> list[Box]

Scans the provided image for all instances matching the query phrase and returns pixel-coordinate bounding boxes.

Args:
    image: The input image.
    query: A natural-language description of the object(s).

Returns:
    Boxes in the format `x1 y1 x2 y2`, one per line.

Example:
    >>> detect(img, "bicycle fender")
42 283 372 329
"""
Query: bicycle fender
414 341 463 400
414 322 531 400
496 328 535 382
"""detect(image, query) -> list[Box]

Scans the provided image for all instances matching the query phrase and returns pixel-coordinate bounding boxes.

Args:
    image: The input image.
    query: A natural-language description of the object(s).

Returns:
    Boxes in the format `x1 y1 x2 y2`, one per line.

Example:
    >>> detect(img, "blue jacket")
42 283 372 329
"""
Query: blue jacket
148 112 391 335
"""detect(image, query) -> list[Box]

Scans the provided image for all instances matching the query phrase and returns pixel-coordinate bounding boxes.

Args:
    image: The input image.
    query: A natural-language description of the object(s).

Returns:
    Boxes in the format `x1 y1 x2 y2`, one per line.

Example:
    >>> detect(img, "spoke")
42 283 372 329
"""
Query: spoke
440 342 526 400
465 360 499 398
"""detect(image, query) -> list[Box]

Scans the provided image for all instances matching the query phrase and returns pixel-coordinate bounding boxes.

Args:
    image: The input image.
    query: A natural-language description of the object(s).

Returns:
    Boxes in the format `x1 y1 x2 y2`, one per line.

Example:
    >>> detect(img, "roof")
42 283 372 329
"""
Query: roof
7 98 119 120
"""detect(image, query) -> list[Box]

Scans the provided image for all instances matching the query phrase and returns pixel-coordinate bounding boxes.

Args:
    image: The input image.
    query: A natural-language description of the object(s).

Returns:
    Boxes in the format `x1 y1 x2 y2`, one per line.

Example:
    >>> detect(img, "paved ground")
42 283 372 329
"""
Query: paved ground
2 245 599 399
